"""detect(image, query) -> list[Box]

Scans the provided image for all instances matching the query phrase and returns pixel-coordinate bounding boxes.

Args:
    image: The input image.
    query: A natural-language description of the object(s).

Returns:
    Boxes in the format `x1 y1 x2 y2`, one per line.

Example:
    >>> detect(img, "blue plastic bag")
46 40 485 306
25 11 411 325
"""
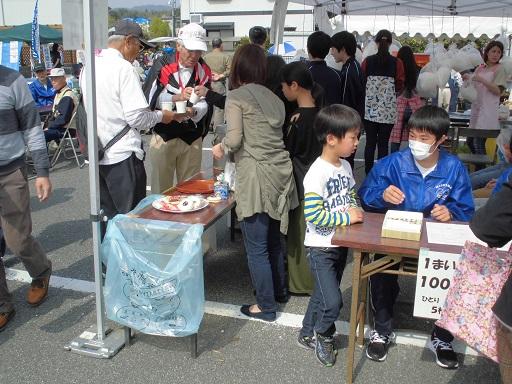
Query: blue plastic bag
102 196 204 337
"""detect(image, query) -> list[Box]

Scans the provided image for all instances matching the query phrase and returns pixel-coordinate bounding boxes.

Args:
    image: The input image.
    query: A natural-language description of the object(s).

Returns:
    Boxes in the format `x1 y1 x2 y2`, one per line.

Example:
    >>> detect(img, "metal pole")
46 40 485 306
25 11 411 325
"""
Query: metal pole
0 0 5 26
270 0 289 45
172 0 176 37
82 0 105 341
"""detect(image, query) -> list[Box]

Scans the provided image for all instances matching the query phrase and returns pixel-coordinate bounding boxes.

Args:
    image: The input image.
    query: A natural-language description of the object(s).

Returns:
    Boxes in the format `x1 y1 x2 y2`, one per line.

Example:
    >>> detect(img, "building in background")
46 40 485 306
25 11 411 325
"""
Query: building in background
180 0 314 52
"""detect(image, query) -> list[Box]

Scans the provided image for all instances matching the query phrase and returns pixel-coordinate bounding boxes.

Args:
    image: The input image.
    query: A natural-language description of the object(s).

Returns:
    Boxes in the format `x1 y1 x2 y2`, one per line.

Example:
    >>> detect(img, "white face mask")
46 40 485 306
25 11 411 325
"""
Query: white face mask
409 139 436 161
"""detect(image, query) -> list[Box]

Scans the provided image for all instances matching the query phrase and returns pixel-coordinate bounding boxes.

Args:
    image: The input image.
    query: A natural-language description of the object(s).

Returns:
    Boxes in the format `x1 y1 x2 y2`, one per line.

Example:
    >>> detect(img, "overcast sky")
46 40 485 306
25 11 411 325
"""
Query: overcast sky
108 0 178 8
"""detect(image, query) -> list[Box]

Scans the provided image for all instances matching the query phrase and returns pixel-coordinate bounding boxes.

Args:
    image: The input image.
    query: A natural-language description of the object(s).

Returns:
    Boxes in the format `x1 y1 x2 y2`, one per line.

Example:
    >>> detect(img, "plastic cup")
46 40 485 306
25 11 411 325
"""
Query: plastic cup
189 91 201 105
176 101 187 114
161 101 173 111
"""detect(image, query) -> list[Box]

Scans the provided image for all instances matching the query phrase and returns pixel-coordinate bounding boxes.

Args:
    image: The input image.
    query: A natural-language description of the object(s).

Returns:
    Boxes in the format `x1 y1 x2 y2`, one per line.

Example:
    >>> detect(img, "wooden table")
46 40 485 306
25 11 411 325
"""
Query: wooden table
127 169 236 357
136 169 236 239
331 212 463 384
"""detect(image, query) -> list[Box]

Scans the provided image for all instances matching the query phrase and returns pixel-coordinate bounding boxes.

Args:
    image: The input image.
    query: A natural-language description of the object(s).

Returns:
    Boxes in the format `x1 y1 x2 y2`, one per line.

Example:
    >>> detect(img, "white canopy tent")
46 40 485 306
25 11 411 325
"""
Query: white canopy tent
270 1 512 47
289 0 512 17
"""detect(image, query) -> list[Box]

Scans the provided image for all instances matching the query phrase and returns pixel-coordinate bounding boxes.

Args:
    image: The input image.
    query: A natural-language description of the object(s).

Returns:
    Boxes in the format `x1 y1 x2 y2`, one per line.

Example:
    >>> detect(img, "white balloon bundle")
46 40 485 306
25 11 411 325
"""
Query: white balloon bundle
325 53 343 71
362 39 377 60
417 73 438 98
460 79 478 102
501 56 512 77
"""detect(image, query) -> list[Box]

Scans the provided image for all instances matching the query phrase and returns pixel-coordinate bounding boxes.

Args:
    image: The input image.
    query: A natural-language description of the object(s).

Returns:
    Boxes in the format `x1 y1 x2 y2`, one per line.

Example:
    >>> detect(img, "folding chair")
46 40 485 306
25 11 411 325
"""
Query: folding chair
50 110 85 168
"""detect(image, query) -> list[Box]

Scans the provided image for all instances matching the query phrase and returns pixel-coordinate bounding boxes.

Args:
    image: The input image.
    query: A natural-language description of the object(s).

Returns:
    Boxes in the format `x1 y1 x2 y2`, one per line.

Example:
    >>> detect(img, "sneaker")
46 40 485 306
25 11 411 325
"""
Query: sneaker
297 334 315 350
27 275 50 306
366 330 395 362
315 333 336 367
429 337 459 369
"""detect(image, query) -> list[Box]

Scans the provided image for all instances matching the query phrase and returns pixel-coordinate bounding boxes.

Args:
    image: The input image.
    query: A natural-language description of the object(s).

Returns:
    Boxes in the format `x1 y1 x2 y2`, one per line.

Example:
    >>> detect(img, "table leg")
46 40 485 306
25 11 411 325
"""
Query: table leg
190 333 198 358
230 207 236 242
358 253 368 345
347 250 362 384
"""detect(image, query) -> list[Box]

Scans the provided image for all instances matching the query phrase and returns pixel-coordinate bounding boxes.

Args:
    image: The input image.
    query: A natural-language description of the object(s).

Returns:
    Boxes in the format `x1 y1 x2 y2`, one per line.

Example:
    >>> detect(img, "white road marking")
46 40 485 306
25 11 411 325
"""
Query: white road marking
5 267 478 356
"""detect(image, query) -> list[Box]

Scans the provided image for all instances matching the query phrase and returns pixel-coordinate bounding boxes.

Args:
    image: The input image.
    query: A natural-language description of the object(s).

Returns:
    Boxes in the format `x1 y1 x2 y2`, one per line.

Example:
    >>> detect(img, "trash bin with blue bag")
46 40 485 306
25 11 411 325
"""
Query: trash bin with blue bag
101 195 204 337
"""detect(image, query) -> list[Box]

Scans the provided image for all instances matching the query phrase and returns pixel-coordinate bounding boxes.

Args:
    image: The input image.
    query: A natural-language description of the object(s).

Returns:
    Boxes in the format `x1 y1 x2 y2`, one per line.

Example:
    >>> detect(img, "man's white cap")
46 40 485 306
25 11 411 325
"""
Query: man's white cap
178 23 207 52
48 68 66 77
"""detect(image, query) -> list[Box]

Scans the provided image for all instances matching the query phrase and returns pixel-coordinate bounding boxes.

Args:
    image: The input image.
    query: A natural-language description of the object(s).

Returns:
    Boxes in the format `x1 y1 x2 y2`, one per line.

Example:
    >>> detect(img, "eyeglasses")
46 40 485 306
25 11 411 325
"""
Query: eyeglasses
126 36 145 53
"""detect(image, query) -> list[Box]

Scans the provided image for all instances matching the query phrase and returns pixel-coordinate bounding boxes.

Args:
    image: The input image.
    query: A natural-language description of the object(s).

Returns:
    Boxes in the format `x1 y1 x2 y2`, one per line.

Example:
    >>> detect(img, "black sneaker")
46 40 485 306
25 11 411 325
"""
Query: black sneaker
297 334 315 350
315 333 336 367
366 330 395 362
429 337 459 369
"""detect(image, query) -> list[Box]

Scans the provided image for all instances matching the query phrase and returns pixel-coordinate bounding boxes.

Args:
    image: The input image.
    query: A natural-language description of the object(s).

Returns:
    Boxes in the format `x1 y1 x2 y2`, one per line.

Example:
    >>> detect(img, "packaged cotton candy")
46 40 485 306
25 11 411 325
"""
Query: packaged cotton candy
460 81 478 102
416 72 438 98
501 56 512 77
437 67 451 88
362 40 378 60
460 43 483 68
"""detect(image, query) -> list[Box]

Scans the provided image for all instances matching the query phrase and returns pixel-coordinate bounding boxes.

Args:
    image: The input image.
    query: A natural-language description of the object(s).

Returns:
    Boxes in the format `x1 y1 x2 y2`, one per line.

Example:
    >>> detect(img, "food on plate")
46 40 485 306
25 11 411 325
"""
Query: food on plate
207 195 222 203
177 196 203 211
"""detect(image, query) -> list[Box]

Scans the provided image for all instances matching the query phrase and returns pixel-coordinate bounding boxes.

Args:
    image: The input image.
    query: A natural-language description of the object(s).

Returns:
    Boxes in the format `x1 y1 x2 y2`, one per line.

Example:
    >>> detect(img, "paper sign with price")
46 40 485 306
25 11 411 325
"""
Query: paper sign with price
413 248 461 320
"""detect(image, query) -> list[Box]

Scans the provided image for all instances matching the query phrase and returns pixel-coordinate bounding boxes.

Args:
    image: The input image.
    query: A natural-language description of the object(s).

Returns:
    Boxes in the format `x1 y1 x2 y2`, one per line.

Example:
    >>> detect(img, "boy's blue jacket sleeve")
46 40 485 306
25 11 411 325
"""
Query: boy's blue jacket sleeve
492 167 512 195
358 149 475 221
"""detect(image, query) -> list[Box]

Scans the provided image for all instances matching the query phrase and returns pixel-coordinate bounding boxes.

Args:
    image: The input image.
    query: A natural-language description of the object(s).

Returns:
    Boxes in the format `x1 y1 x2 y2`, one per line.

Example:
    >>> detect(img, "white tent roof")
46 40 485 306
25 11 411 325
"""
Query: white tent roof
335 15 512 38
290 0 512 17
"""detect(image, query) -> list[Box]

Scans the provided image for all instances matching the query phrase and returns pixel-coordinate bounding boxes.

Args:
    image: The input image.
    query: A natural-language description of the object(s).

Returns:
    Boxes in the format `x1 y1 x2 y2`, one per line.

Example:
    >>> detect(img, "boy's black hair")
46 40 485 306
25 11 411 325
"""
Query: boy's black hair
314 104 361 145
407 105 450 140
331 31 357 57
280 61 314 90
307 31 331 59
249 26 267 46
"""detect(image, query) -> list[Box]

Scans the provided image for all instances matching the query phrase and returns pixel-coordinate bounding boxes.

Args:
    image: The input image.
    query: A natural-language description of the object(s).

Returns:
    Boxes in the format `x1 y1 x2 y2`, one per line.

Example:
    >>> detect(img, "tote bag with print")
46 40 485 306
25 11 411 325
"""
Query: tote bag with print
436 240 512 362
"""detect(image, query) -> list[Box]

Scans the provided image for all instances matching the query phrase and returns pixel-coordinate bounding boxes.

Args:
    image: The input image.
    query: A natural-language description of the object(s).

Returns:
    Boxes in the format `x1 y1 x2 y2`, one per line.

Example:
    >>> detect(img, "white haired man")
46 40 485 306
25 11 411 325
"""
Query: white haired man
145 23 212 193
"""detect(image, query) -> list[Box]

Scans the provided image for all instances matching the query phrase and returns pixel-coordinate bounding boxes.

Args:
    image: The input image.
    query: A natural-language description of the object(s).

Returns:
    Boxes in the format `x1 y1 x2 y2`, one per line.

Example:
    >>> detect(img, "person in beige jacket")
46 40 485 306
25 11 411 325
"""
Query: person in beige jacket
213 44 297 322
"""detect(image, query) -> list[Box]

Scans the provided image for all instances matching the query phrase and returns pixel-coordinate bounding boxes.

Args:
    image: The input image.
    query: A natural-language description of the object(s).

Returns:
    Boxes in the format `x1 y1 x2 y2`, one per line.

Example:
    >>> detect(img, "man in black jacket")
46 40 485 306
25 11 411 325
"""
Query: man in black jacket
306 31 342 107
330 31 364 169
470 181 512 383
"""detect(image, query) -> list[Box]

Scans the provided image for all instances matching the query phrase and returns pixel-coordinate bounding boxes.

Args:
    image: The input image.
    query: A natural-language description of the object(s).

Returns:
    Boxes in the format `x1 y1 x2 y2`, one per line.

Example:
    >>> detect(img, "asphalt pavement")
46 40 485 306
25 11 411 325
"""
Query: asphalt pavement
0 133 500 384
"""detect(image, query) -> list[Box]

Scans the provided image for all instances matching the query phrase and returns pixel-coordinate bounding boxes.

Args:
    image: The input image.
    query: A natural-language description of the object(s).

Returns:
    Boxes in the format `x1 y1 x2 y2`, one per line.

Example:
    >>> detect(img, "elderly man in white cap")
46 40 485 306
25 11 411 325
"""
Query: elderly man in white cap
44 67 77 143
146 23 212 193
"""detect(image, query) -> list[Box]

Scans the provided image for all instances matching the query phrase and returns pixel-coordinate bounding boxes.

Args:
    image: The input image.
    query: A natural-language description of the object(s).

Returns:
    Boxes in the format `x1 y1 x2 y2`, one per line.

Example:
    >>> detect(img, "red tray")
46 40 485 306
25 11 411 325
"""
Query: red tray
175 179 215 194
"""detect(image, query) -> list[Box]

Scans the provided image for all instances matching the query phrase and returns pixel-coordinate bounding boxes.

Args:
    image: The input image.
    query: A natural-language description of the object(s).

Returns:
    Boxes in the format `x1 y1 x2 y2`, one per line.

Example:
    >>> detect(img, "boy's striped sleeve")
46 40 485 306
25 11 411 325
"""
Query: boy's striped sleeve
304 192 351 227
348 188 358 208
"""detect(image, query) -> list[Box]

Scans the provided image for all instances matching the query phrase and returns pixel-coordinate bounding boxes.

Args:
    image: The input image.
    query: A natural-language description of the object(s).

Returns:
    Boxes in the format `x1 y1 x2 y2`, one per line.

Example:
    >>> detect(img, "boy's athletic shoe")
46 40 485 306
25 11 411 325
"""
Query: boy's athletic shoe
297 334 316 350
366 330 395 362
429 337 459 369
315 333 336 367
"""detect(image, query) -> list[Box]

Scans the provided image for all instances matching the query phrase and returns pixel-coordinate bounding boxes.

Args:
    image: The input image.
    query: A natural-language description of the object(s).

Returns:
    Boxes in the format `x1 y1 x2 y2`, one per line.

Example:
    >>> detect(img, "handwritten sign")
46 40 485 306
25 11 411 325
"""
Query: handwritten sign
414 248 461 320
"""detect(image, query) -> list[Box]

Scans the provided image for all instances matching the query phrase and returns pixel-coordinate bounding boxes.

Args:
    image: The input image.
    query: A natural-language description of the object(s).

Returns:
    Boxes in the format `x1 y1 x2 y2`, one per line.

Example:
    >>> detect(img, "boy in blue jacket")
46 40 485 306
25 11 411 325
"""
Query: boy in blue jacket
358 105 474 369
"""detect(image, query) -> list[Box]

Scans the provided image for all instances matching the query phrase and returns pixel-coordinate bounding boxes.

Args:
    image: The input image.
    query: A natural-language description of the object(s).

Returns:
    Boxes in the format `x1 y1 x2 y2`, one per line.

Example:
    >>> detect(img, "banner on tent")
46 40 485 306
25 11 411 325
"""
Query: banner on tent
0 41 23 70
31 0 40 63
42 44 52 69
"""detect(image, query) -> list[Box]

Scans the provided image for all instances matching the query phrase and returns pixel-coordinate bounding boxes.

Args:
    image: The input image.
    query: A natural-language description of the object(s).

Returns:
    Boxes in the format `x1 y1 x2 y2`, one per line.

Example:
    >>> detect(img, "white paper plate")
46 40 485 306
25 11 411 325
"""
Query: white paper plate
152 196 209 213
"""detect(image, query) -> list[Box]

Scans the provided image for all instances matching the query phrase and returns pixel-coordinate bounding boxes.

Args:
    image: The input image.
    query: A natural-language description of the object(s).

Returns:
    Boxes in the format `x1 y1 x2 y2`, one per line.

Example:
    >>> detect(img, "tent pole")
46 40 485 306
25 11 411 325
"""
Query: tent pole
64 0 125 358
270 0 289 46
82 0 105 342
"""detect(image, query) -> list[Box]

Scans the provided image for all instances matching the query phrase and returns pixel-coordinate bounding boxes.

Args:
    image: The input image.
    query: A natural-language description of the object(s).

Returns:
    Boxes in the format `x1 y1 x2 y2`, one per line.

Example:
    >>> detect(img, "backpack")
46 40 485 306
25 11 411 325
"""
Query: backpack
75 94 89 158
75 95 131 161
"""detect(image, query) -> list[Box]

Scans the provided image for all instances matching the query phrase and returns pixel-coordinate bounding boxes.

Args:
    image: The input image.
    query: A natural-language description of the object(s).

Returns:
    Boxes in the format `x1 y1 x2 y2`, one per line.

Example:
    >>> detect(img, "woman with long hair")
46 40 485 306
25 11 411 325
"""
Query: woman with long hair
361 29 404 173
50 43 62 68
389 45 423 153
212 44 297 321
465 41 506 157
280 61 323 295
